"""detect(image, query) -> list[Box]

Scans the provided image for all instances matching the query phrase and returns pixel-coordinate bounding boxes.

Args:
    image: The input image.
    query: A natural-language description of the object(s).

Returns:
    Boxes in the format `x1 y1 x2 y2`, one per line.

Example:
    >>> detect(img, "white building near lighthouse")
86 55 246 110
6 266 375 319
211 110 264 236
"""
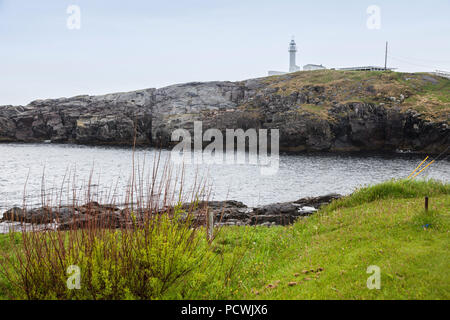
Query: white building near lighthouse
303 64 326 71
268 38 325 76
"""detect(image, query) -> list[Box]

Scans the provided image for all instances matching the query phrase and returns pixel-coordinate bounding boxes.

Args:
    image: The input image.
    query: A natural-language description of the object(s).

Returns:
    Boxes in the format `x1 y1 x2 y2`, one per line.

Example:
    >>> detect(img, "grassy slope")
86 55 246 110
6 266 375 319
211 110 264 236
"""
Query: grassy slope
0 232 20 299
211 180 450 300
0 180 449 300
261 70 450 122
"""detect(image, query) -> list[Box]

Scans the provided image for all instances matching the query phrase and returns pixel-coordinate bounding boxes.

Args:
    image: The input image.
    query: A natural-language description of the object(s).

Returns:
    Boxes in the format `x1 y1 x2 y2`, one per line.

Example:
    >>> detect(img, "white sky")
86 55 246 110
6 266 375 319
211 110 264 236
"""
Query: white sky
1 0 449 105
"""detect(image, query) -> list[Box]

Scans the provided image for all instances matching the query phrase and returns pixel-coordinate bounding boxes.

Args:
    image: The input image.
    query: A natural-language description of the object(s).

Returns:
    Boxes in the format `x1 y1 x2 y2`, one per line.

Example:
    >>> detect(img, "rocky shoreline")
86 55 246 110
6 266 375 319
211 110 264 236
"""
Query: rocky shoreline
0 194 341 230
0 71 448 154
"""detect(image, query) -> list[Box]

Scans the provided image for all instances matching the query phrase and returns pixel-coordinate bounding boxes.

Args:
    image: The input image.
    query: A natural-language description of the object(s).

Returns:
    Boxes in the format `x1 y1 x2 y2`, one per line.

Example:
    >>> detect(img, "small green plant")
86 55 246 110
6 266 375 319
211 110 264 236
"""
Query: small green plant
0 155 244 300
0 208 209 299
412 209 444 230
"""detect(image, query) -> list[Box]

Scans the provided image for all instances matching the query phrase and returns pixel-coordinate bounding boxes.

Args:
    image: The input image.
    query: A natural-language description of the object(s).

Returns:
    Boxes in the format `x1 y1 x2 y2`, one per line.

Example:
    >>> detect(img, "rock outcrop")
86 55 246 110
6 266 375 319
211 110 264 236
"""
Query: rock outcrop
0 71 448 153
0 194 342 229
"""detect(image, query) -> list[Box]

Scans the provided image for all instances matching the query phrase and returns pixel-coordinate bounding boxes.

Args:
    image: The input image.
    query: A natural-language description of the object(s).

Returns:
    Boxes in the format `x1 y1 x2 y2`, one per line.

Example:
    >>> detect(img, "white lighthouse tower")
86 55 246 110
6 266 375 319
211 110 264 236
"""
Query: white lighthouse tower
288 37 300 72
267 37 302 76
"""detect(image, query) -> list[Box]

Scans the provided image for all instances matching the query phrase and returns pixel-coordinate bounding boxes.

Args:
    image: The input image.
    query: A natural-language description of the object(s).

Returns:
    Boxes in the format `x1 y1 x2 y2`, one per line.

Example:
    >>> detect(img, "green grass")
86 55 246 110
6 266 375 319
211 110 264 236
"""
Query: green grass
325 179 450 211
0 233 21 299
1 179 449 300
262 69 450 121
207 180 450 300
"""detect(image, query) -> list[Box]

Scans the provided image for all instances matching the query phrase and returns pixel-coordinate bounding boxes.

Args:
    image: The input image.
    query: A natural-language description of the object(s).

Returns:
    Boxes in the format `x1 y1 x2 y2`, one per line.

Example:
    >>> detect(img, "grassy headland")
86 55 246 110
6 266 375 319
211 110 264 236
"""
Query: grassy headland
0 179 449 300
262 70 450 121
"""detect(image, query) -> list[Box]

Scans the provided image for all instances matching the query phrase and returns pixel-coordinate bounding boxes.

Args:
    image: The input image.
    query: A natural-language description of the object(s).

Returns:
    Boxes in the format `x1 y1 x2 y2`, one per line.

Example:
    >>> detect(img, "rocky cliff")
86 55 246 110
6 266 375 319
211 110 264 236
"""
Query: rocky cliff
0 70 449 153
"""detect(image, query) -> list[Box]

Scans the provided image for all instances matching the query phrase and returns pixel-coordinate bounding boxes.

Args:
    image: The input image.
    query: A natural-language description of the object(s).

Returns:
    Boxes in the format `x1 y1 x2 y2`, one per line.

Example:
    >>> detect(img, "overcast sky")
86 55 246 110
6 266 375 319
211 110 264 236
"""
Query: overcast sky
1 0 449 105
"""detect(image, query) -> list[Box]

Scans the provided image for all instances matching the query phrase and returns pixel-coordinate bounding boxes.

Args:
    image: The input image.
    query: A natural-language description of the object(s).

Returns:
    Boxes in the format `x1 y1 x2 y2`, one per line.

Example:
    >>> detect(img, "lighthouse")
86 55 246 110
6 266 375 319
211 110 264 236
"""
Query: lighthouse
267 37 304 76
289 38 300 72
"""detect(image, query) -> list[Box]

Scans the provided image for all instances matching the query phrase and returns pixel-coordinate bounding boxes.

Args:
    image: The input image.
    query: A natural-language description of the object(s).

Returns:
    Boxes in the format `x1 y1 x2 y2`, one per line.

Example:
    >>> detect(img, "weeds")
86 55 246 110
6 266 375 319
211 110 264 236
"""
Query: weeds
0 152 243 300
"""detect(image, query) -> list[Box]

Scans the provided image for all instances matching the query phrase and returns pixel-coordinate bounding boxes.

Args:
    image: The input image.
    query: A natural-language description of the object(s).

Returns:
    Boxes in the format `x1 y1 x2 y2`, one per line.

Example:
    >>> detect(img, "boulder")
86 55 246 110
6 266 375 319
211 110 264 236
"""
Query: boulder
1 207 56 224
1 207 27 222
0 193 343 229
293 193 342 208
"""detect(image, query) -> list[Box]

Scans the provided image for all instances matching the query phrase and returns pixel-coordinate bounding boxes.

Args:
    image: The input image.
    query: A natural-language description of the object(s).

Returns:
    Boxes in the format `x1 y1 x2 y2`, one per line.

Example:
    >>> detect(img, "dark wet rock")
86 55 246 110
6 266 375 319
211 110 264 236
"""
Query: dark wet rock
55 207 79 222
1 207 27 222
188 194 342 227
1 207 57 224
57 214 95 231
28 207 58 224
251 202 304 225
0 193 339 228
57 212 124 231
193 200 249 221
78 202 120 215
293 193 342 209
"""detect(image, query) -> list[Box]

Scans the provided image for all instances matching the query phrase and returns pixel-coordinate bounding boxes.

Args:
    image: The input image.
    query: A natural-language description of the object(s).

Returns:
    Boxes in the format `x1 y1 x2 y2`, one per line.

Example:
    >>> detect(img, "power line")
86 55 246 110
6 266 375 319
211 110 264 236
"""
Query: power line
388 55 449 70
386 54 450 64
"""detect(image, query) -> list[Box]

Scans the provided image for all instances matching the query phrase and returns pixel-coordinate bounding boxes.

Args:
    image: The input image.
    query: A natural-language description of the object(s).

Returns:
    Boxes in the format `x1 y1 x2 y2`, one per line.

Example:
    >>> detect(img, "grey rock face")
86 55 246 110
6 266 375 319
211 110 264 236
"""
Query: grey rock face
0 77 448 153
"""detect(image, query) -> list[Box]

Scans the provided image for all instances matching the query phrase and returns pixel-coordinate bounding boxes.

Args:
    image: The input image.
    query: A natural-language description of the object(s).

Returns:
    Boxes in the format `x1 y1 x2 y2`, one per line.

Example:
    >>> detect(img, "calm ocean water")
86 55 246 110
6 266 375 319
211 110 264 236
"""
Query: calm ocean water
0 143 448 214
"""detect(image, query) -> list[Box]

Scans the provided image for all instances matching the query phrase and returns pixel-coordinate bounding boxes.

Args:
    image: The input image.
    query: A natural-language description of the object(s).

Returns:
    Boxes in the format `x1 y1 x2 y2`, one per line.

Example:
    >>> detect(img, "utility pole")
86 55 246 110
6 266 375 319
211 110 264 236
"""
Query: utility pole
384 41 388 70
